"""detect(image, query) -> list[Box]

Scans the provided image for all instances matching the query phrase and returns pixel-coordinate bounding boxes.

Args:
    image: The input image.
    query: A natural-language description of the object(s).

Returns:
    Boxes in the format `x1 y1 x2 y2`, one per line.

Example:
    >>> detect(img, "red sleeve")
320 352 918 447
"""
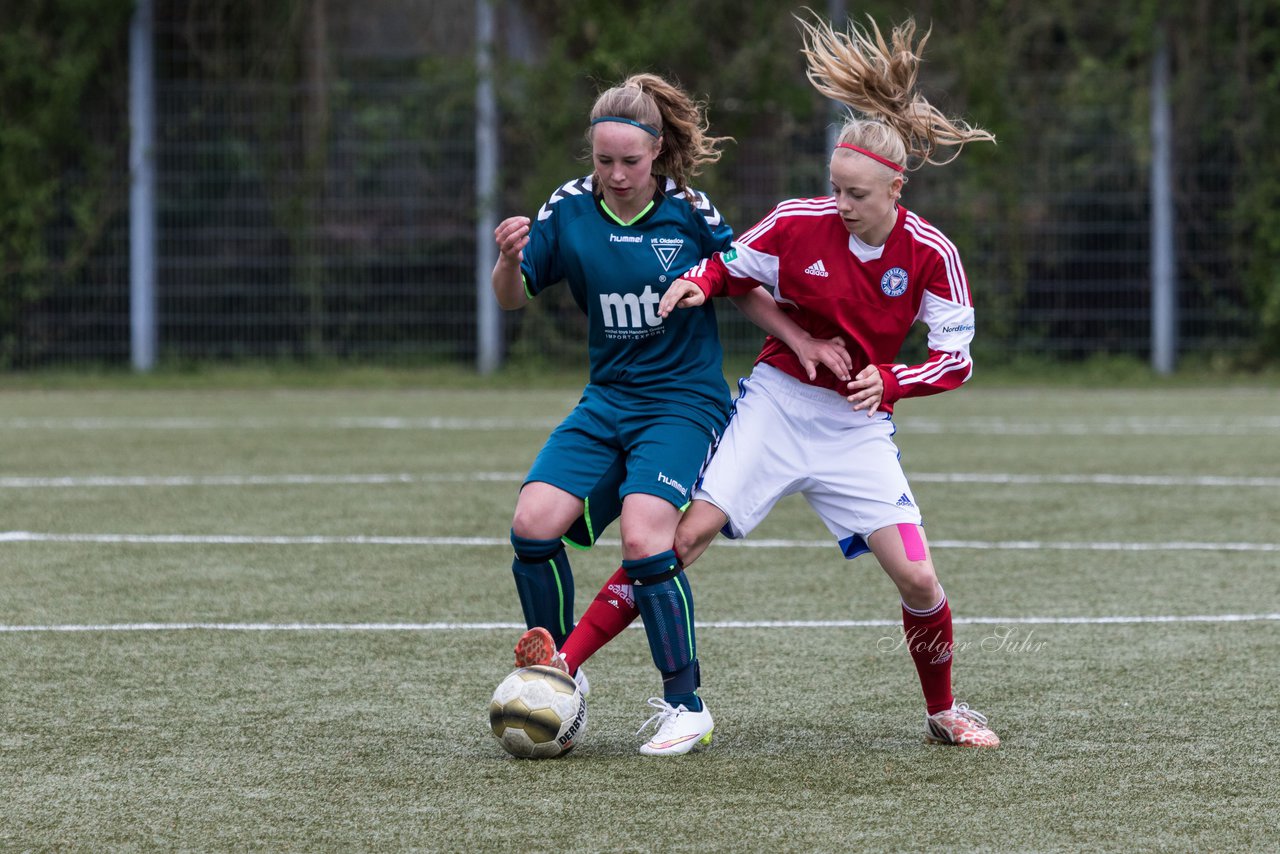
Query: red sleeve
679 201 796 299
877 252 975 407
679 249 759 299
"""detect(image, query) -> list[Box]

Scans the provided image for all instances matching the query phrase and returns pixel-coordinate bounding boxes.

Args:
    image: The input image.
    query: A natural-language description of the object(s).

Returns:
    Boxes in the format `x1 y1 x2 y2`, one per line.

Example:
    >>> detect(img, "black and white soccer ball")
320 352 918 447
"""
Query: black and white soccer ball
488 665 587 759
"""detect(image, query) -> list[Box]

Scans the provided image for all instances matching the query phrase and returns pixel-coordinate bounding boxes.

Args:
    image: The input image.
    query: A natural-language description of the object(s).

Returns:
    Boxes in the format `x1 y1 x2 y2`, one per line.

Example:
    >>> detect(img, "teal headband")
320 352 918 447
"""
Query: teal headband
591 116 661 137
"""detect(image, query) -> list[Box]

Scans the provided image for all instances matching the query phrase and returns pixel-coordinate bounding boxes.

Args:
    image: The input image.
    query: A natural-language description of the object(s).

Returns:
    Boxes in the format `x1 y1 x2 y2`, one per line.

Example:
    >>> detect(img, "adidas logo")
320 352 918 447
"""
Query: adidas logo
804 259 830 277
607 582 635 608
896 493 915 508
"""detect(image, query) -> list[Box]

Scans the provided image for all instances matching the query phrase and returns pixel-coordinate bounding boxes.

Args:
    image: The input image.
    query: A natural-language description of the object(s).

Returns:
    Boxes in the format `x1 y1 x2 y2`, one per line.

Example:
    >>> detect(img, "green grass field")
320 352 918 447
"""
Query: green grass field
2 377 1278 851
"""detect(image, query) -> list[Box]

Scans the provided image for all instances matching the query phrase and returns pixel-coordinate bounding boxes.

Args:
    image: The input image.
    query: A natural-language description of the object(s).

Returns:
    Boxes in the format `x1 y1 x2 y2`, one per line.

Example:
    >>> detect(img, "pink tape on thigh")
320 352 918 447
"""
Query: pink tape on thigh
897 523 927 562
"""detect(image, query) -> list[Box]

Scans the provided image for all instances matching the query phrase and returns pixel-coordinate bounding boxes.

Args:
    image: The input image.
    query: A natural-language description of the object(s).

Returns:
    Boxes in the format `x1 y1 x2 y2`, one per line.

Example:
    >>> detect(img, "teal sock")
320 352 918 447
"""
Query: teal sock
624 550 701 710
510 531 575 646
663 662 703 712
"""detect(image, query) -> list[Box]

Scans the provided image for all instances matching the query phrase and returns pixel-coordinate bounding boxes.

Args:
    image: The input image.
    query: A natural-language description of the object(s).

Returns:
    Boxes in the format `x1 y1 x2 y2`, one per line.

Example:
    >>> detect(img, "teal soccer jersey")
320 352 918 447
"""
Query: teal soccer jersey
521 175 735 433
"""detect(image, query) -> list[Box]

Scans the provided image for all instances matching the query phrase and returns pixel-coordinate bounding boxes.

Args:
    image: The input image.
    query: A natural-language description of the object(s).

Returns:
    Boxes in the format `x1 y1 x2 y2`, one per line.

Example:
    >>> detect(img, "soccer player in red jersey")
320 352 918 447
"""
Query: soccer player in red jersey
658 13 1001 747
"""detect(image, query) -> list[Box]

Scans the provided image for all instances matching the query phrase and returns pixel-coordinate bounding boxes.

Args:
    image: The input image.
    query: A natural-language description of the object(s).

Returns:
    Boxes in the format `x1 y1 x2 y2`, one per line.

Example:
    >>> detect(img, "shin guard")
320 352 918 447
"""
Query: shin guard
625 550 700 704
510 531 575 646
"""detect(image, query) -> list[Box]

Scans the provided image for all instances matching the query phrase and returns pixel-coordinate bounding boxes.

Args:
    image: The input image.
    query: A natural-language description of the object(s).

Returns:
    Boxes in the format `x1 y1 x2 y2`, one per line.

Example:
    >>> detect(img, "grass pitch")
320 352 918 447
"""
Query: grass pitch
1 378 1278 851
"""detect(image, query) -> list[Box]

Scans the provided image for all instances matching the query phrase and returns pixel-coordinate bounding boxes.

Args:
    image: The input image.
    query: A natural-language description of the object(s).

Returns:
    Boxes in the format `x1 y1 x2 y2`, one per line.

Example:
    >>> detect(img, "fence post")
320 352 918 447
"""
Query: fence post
824 0 848 185
475 0 501 374
130 0 157 372
1150 23 1177 374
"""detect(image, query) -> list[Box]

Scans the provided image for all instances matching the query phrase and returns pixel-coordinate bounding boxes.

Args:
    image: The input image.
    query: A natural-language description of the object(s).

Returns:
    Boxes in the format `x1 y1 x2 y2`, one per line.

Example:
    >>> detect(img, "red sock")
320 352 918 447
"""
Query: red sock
560 567 638 672
902 596 955 715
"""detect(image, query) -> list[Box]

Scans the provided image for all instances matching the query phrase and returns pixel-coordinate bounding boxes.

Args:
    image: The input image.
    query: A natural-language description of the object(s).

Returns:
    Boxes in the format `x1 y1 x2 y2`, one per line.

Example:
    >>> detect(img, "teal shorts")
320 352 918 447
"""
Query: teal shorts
527 385 721 549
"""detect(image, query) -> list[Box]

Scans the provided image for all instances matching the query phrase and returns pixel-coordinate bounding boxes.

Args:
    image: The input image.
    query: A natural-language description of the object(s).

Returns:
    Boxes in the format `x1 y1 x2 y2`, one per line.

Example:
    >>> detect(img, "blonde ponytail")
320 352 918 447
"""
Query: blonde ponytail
798 13 994 170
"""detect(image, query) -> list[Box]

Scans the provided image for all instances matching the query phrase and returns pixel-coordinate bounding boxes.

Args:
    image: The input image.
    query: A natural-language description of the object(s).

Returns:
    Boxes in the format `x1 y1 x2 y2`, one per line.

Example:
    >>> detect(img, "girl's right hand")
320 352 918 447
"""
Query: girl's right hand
494 216 531 264
794 335 852 382
658 279 706 317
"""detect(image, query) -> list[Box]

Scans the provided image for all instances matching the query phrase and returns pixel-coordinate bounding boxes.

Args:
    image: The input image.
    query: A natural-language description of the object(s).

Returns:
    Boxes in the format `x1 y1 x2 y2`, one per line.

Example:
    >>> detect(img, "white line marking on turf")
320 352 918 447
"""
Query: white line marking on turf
903 416 1280 436
2 471 1278 489
1 531 1277 552
910 472 1280 488
0 473 522 488
0 416 560 431
3 414 1279 436
0 531 505 546
2 614 1277 633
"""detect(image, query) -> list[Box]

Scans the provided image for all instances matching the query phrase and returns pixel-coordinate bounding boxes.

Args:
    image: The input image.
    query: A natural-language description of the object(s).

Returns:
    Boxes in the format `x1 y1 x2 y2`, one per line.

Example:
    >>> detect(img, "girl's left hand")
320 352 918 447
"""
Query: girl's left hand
845 365 884 416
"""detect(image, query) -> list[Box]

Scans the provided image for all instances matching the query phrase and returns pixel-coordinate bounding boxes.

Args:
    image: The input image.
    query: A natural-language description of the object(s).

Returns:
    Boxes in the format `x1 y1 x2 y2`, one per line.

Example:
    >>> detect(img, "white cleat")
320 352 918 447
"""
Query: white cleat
637 697 714 756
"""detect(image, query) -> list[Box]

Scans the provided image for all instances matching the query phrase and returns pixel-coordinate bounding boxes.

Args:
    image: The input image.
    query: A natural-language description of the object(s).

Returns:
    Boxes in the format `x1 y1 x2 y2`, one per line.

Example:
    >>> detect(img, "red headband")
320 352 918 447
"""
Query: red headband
835 143 904 173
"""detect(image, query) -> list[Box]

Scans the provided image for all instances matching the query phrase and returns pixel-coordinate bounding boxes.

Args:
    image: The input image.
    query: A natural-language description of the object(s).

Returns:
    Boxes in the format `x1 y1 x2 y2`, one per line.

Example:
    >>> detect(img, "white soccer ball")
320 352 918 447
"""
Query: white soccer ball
488 665 588 759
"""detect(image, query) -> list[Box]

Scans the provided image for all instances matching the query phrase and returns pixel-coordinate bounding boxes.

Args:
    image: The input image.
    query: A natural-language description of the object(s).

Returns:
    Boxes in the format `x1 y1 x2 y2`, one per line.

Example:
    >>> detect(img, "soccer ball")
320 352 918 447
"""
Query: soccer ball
488 665 587 759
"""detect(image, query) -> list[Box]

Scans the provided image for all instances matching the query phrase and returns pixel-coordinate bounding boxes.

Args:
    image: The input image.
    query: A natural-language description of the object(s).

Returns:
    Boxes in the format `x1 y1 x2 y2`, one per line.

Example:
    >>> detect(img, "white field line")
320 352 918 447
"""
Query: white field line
0 416 561 431
905 416 1280 436
2 414 1279 436
1 531 1277 552
0 473 522 488
2 613 1278 633
2 471 1278 489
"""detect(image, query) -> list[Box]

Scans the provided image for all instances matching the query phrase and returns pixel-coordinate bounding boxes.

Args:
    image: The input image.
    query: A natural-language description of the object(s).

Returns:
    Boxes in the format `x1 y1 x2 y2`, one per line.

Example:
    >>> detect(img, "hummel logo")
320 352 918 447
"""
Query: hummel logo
804 259 830 277
896 493 915 507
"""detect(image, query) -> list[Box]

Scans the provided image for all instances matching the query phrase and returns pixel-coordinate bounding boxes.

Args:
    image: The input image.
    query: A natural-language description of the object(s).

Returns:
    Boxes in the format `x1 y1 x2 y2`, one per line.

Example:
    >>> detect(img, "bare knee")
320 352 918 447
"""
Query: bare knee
510 505 550 540
868 524 942 608
893 564 942 609
510 483 580 541
672 522 710 564
673 502 725 567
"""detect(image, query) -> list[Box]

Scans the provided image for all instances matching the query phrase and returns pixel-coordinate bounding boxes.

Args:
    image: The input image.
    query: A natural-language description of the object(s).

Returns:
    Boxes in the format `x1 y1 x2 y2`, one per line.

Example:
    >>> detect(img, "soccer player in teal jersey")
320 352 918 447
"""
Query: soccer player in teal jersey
493 73 850 755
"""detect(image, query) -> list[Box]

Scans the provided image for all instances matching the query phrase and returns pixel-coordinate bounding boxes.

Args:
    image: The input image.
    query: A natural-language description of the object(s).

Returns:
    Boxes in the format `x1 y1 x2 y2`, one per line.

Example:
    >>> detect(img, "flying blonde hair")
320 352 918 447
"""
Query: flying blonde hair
797 12 994 171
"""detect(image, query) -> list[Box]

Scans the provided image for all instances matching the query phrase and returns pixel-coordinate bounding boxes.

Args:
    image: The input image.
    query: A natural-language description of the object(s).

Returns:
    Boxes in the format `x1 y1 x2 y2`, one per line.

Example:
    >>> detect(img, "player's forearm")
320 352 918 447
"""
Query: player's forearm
883 350 973 404
491 257 528 310
728 288 806 349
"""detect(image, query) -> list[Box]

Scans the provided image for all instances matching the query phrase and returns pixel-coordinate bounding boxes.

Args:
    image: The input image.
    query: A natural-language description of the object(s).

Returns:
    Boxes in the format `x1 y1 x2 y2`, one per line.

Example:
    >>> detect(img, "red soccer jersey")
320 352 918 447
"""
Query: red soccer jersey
681 198 975 412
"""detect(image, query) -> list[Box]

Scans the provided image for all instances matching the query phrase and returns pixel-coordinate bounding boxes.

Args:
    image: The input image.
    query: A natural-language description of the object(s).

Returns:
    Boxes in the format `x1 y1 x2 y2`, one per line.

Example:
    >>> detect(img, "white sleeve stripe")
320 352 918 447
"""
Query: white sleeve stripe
904 213 970 306
894 353 962 382
894 353 971 386
908 215 969 306
895 354 963 383
681 258 707 278
905 221 967 306
739 198 835 245
740 206 834 246
903 210 960 258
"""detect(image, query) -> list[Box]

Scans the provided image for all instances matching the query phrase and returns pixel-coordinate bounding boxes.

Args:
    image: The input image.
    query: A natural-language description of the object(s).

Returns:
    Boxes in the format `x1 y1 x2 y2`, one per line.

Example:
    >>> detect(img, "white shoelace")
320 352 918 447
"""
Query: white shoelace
636 697 680 736
946 702 989 726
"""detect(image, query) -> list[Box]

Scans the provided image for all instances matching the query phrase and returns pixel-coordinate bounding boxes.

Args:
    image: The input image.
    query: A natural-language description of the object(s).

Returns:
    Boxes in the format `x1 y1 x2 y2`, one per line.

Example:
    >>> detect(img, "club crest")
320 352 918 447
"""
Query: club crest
880 267 908 297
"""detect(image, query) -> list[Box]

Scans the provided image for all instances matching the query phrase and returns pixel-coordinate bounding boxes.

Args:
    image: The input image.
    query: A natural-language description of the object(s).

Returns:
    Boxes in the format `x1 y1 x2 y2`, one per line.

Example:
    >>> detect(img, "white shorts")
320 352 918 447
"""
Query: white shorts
693 363 922 559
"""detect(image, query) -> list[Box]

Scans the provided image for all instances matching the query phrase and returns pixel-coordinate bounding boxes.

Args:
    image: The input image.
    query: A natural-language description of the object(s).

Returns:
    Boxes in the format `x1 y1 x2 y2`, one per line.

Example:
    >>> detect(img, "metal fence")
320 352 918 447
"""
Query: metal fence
7 1 1252 371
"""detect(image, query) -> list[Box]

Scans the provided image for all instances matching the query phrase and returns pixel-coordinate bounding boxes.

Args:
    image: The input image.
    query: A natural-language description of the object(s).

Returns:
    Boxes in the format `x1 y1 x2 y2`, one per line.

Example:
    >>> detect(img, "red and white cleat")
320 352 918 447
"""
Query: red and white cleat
925 701 1000 748
513 627 589 695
